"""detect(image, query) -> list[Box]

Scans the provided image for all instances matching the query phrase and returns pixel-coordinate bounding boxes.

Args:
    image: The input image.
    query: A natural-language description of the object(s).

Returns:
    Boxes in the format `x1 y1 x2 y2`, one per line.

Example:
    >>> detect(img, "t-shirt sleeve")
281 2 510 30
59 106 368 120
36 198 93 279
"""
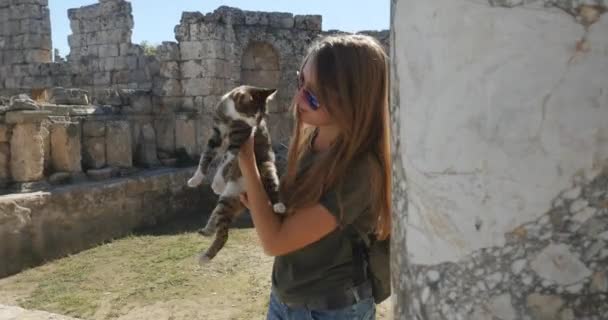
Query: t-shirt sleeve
319 160 372 226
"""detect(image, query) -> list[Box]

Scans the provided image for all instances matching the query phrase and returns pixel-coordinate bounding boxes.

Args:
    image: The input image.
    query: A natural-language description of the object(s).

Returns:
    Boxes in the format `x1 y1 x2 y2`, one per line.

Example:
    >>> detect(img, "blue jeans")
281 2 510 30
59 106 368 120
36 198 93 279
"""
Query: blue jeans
267 292 375 320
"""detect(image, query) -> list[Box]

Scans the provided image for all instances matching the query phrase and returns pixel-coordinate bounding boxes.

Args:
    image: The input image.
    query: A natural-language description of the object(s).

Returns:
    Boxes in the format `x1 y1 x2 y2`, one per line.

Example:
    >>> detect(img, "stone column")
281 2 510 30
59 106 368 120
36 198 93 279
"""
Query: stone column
0 124 11 186
391 1 608 319
105 120 132 168
6 110 52 183
50 121 82 173
82 120 106 169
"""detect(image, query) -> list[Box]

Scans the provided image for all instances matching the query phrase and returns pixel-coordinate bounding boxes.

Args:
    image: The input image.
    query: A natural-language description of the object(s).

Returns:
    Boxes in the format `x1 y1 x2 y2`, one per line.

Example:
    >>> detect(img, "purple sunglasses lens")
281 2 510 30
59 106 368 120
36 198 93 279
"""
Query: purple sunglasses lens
304 90 320 110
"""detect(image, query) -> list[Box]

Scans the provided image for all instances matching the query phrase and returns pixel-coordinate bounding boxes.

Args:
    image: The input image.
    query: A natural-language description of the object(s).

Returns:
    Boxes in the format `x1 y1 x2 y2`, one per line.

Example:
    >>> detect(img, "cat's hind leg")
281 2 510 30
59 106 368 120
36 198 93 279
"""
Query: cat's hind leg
198 195 244 265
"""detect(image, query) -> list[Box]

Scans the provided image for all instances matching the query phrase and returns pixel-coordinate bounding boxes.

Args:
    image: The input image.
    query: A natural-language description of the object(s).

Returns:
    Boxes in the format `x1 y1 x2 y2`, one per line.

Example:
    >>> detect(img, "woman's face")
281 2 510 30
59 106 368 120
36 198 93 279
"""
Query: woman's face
296 59 334 127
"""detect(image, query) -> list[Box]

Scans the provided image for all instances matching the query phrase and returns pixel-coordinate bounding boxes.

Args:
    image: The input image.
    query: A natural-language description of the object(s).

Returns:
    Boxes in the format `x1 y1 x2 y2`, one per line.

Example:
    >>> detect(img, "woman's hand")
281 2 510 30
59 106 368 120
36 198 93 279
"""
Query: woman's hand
238 130 257 173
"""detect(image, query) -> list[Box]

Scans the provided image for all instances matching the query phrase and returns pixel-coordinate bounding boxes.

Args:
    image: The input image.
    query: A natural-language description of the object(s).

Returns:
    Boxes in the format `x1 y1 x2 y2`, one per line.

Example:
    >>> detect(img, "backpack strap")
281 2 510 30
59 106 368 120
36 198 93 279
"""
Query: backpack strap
347 225 370 286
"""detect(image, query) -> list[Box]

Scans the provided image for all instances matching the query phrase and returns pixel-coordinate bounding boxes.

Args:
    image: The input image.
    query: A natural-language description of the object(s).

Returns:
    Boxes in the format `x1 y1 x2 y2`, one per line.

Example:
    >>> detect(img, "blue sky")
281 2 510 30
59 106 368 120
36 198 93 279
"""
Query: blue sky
49 0 390 56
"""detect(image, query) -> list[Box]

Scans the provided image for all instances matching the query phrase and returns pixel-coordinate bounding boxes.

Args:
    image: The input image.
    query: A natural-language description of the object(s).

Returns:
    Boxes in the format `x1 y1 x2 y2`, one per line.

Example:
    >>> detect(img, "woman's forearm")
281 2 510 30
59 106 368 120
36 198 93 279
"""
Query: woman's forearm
240 163 282 253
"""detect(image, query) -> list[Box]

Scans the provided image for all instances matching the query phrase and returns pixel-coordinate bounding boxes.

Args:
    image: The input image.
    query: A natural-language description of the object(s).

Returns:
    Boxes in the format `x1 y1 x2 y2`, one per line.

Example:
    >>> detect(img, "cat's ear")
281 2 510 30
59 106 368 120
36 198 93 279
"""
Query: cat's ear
251 88 277 103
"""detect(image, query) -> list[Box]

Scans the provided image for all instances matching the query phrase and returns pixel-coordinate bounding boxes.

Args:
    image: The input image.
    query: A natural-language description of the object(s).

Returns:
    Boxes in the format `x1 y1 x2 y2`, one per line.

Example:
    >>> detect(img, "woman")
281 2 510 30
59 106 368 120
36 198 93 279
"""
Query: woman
238 34 391 320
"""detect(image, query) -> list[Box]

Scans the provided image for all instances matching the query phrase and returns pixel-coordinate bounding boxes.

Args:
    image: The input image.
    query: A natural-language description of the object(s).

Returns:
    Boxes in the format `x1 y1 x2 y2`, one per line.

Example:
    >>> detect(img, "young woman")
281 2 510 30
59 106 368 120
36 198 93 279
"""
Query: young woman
238 34 391 320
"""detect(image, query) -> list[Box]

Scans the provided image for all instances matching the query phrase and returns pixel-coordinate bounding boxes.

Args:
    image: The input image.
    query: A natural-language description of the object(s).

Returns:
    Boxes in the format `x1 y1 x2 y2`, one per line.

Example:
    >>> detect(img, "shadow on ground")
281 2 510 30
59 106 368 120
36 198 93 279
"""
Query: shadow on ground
133 183 255 236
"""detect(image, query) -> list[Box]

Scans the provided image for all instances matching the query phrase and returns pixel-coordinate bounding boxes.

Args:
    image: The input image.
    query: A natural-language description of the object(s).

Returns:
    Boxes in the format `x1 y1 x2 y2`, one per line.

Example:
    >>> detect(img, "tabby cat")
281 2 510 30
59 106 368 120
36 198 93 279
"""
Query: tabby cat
187 85 286 265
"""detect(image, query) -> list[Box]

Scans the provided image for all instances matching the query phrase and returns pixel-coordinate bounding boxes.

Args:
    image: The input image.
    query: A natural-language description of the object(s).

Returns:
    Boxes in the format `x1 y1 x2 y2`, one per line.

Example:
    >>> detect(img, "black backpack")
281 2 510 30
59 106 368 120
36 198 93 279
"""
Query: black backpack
349 226 391 304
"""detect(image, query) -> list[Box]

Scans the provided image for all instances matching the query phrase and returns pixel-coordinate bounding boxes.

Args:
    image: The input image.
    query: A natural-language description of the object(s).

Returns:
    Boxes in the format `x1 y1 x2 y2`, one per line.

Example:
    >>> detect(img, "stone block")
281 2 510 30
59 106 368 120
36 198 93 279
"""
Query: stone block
49 87 89 105
152 78 182 97
244 12 269 26
111 70 130 84
175 116 197 158
10 123 44 182
41 121 50 173
93 88 122 106
154 118 175 153
0 142 9 180
135 123 160 168
50 122 82 173
9 94 39 111
159 61 180 79
180 59 229 79
269 13 294 29
153 96 182 114
157 41 180 61
5 110 51 124
294 15 322 31
127 91 152 114
82 120 105 137
98 44 119 57
182 78 224 96
49 172 71 185
82 136 105 169
106 121 132 167
86 167 113 181
22 33 51 50
93 72 111 86
179 40 225 60
0 124 10 142
24 49 50 64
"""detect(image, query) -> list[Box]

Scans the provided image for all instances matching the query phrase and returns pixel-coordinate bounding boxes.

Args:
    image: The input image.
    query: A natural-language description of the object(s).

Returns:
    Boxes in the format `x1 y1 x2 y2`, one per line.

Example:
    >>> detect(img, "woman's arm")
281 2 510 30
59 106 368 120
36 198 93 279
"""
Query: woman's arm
238 135 338 256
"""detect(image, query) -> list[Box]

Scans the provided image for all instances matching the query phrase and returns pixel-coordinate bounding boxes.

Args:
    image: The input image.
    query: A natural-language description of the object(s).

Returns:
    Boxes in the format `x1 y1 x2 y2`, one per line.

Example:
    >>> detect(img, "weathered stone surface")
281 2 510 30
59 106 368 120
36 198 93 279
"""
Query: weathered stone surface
0 143 9 182
49 172 72 185
488 294 516 320
390 1 608 319
86 167 113 181
0 125 10 143
526 294 564 320
175 116 197 158
9 123 44 182
0 167 213 278
49 87 89 105
531 244 592 285
50 121 82 173
135 123 159 167
294 15 322 31
105 121 132 167
154 118 175 154
9 94 39 111
124 90 152 114
82 120 106 137
5 110 51 124
83 136 105 169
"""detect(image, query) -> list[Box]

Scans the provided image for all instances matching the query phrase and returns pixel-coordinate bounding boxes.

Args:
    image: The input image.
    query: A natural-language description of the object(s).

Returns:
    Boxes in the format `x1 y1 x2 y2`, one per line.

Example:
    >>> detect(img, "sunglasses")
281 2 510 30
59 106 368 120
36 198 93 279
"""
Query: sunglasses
297 71 320 111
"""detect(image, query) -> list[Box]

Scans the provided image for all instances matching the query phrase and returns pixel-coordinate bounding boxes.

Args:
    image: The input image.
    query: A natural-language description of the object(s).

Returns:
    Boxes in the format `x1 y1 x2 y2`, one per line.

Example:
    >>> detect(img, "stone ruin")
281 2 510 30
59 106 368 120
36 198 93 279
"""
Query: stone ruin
0 0 389 277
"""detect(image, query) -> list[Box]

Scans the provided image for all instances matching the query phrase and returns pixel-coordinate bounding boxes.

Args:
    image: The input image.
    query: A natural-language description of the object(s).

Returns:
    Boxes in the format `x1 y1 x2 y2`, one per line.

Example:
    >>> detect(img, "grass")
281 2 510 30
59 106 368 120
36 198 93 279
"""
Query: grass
0 223 392 320
0 229 274 320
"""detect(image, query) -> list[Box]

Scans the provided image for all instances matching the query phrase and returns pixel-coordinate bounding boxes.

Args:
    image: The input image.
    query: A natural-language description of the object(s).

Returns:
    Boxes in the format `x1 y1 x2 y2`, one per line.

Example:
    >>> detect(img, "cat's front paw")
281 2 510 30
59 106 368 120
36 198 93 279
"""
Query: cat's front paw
273 202 287 214
187 172 205 188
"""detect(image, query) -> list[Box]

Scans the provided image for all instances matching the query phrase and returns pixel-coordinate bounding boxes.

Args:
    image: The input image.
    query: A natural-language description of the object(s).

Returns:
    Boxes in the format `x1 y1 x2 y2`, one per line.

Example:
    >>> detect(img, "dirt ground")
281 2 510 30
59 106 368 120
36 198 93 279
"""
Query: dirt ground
0 217 392 320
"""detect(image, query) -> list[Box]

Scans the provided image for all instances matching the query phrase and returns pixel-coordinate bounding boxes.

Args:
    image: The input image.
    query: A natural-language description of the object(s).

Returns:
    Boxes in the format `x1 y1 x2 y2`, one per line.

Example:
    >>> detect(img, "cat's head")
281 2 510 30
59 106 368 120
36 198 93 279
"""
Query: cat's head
218 85 277 126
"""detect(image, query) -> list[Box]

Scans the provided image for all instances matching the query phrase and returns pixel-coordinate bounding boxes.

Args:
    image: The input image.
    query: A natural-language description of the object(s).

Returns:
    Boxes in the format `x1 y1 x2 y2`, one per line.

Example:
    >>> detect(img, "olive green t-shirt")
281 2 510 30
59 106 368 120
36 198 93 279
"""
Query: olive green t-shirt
271 149 374 304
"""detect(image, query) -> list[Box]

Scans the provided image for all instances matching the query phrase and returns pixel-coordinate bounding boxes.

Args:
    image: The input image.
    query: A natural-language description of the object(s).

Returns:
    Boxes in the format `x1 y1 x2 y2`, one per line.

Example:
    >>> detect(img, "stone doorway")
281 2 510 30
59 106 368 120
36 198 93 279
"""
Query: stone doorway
240 42 280 89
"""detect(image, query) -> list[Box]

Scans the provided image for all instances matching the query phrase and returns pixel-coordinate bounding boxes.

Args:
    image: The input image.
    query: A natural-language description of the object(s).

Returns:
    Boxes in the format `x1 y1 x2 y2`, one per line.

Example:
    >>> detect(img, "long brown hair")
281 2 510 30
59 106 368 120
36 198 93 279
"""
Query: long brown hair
280 34 392 240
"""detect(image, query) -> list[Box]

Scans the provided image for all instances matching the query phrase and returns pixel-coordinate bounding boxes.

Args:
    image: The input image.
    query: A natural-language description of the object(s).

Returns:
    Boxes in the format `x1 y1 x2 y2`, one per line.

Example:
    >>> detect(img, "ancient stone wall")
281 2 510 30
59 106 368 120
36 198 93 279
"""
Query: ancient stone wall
0 0 389 278
66 0 154 95
0 167 215 278
0 0 52 97
390 0 608 319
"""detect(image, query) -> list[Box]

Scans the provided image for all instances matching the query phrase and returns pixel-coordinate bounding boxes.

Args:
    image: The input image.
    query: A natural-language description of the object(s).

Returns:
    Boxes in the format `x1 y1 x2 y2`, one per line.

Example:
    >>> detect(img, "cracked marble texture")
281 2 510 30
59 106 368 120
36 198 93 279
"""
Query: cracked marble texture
392 0 608 265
